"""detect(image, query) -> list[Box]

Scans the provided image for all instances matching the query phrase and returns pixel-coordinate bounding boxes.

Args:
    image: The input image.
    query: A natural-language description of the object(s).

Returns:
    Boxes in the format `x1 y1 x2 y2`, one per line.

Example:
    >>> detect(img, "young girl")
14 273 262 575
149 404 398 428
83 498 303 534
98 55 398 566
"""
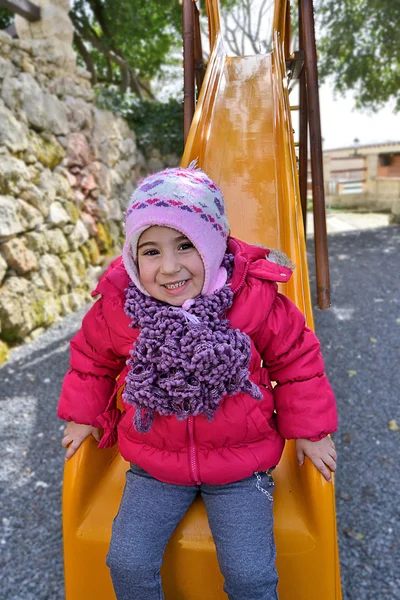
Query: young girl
58 164 337 600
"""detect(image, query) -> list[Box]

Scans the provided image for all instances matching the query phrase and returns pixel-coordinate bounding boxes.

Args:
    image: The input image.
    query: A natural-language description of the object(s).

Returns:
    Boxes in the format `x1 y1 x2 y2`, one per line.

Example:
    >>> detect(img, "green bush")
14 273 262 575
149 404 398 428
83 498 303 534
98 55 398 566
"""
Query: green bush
95 87 184 158
0 8 13 29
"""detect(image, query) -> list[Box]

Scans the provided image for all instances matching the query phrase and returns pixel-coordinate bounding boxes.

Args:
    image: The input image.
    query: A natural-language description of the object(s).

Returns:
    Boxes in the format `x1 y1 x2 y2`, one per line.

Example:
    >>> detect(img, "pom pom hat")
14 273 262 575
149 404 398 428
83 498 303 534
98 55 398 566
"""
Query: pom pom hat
123 163 230 296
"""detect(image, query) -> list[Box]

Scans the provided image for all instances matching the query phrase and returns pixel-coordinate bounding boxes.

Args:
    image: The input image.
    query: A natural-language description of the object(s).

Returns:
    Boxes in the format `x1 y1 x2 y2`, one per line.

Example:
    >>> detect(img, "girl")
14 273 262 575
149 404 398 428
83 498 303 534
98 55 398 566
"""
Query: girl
59 164 337 600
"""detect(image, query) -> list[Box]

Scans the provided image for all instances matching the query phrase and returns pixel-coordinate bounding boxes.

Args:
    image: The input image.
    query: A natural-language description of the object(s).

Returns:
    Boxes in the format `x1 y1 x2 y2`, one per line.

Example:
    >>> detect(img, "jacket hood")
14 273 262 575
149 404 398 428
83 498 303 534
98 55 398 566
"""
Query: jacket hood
92 256 129 298
228 237 294 293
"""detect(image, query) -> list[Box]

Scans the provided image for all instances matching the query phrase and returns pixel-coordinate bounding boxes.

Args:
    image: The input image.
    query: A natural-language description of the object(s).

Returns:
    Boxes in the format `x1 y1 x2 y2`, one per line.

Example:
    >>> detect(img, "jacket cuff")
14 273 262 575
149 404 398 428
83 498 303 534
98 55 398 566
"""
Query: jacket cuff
97 408 121 449
307 432 331 442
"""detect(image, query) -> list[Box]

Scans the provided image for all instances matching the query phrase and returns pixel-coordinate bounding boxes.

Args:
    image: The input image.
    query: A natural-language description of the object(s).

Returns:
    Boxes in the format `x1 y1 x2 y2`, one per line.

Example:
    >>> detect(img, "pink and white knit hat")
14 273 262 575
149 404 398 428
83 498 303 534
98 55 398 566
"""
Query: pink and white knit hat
123 163 230 296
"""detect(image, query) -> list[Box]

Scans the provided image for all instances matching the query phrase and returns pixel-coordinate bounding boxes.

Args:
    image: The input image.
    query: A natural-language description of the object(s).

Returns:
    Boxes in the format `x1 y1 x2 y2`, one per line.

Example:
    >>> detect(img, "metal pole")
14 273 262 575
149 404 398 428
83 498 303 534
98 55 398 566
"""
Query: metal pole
183 0 195 144
0 0 40 21
300 0 331 309
194 2 206 94
284 0 291 61
298 0 308 236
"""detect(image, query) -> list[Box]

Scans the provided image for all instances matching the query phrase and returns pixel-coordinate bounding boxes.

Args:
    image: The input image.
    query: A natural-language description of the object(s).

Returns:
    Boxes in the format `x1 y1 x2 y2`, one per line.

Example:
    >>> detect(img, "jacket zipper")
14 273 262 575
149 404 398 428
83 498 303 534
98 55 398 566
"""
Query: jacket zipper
186 258 248 485
188 416 201 485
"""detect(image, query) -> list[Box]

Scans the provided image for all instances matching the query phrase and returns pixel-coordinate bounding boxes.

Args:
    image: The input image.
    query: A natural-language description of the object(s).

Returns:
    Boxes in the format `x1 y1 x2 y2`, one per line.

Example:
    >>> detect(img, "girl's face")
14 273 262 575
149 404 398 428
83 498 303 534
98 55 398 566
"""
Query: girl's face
137 226 205 306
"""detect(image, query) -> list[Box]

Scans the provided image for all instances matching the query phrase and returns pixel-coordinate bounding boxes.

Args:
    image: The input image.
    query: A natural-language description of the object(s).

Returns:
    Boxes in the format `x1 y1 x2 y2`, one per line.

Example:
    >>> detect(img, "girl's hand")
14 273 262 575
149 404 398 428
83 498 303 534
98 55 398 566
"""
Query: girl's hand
62 421 102 460
295 437 337 482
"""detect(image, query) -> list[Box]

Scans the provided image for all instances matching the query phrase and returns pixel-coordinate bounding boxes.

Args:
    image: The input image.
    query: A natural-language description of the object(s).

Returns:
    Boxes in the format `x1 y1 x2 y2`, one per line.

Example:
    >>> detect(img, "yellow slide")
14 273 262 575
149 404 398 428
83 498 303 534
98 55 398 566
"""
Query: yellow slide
62 1 342 598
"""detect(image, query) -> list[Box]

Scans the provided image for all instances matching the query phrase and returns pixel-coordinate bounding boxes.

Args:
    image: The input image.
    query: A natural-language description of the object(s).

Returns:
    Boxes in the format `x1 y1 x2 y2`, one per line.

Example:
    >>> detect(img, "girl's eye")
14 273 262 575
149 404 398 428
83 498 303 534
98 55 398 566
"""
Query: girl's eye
179 242 194 251
143 249 159 256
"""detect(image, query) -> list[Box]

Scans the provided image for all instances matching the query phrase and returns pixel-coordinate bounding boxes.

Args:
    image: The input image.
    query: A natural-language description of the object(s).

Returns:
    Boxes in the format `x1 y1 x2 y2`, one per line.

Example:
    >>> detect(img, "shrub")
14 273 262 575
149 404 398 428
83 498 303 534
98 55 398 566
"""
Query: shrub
95 87 184 158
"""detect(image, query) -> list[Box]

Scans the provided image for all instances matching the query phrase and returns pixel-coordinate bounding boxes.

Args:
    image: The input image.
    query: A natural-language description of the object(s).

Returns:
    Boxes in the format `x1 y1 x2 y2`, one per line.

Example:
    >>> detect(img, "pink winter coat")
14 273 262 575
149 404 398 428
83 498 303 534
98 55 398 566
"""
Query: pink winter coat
58 237 337 486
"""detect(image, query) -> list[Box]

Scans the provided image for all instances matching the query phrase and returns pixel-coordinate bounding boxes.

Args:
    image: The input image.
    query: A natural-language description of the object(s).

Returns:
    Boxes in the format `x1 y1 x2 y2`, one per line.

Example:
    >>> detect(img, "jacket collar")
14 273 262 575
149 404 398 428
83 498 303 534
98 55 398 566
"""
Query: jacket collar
228 237 293 293
92 256 129 297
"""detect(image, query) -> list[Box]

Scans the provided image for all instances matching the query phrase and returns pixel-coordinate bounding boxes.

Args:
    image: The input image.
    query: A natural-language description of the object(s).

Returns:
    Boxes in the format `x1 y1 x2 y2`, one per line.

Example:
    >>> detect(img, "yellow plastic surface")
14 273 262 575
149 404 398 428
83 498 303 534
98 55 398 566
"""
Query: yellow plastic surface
62 1 342 598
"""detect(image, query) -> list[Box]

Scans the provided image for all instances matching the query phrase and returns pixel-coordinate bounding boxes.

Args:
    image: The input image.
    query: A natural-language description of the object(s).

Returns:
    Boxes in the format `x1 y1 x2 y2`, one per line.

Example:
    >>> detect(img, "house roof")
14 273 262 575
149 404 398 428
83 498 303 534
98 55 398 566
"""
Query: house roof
325 141 400 153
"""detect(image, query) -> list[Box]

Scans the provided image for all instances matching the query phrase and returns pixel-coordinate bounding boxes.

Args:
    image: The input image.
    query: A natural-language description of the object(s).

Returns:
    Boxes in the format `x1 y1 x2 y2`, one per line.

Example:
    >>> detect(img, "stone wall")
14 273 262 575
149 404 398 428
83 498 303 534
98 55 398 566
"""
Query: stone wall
0 30 178 362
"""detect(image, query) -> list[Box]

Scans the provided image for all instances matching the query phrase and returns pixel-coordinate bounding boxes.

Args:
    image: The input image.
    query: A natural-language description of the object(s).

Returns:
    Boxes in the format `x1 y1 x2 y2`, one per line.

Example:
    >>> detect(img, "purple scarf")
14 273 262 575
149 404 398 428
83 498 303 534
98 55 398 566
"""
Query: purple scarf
123 254 262 433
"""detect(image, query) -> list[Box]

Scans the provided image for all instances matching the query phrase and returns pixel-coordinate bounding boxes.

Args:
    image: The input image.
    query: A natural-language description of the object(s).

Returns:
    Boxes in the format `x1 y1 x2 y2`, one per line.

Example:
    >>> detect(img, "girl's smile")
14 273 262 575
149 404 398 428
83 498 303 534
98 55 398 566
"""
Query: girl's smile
137 226 205 306
162 279 190 294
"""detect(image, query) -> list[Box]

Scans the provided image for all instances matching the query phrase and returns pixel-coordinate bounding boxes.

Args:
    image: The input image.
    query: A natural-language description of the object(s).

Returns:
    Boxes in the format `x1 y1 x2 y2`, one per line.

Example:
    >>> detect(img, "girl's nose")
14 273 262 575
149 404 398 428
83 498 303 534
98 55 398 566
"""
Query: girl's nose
159 253 181 275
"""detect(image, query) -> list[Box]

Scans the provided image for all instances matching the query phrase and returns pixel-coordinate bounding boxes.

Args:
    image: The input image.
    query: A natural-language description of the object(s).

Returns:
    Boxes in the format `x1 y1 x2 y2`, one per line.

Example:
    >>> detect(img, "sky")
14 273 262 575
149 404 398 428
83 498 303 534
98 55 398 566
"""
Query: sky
318 85 400 150
289 81 400 151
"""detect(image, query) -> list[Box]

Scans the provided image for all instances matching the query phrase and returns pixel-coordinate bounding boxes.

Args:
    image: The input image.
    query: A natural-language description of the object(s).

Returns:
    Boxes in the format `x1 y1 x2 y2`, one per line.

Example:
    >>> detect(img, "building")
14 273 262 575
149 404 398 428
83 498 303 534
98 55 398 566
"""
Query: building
308 142 400 211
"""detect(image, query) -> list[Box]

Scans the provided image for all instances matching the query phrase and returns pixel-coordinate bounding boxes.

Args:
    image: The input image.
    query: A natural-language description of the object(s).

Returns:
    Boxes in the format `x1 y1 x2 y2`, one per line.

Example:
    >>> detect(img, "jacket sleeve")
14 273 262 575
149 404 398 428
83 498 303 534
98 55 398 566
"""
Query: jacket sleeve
57 295 129 448
253 290 337 441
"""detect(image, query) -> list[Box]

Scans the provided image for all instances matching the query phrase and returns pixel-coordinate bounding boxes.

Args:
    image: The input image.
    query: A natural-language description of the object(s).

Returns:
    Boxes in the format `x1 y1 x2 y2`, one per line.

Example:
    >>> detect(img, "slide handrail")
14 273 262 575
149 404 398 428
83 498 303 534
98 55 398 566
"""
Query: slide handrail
276 0 331 309
183 0 196 142
298 0 331 309
183 0 206 142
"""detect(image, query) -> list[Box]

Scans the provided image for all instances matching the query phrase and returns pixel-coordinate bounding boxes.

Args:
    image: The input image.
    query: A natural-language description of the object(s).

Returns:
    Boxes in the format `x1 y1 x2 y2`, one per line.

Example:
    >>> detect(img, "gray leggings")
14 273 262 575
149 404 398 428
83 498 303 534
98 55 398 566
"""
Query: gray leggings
107 465 278 600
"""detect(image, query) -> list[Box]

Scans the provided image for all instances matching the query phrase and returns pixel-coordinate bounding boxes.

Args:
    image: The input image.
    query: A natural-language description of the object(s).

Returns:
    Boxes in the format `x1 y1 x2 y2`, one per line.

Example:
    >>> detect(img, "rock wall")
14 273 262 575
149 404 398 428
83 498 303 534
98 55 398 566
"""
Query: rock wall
0 30 178 362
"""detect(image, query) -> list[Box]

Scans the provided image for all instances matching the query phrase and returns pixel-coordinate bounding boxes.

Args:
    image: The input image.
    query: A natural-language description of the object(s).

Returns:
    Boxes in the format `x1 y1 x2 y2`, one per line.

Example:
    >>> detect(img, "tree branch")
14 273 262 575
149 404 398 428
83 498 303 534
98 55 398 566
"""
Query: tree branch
138 78 156 100
224 0 275 56
0 0 40 22
73 31 97 85
106 54 113 83
70 10 143 98
87 0 109 36
255 1 273 43
225 24 241 56
200 20 210 60
120 64 130 94
244 0 253 46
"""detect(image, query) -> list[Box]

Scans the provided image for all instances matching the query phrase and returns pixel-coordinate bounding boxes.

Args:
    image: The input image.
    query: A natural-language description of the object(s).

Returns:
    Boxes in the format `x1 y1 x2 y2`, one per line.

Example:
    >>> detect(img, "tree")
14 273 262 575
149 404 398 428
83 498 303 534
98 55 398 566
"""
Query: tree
0 1 183 97
315 0 400 111
0 1 240 98
70 0 238 97
70 0 183 98
220 0 274 56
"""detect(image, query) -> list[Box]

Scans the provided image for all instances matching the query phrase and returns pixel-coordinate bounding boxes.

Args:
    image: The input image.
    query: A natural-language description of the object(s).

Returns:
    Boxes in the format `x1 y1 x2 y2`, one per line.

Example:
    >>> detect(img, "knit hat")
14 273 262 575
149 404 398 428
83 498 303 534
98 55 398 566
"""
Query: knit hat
123 163 230 296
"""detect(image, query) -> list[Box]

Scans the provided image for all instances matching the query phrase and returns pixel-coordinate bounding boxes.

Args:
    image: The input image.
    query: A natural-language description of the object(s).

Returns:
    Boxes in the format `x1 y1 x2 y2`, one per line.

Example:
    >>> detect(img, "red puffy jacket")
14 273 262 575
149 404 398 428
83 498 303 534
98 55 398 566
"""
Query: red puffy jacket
58 237 337 485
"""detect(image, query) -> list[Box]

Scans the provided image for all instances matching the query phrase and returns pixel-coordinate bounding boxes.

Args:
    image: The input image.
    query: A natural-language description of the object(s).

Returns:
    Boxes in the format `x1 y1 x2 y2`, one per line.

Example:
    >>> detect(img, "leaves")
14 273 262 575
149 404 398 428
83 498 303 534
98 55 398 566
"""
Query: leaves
388 419 399 432
347 370 357 377
70 0 182 94
96 91 184 157
344 529 365 540
70 0 239 96
316 0 400 111
0 7 13 29
342 432 353 445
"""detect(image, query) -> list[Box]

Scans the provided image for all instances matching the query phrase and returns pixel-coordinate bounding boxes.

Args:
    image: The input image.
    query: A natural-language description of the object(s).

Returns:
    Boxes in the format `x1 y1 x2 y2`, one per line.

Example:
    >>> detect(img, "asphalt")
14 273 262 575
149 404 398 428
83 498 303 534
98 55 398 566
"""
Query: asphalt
309 223 400 600
306 210 390 236
0 220 399 600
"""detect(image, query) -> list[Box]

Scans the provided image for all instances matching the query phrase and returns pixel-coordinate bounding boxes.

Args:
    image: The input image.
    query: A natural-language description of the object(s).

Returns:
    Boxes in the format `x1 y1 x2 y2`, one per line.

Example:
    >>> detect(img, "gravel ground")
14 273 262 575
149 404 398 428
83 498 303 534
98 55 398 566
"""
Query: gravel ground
0 310 86 600
309 225 400 600
0 225 399 600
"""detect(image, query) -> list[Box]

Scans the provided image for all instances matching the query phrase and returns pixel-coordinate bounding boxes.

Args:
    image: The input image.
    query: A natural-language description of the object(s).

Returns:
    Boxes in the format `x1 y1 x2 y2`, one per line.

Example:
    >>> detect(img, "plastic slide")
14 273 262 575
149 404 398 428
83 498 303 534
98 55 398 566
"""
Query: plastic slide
62 1 342 598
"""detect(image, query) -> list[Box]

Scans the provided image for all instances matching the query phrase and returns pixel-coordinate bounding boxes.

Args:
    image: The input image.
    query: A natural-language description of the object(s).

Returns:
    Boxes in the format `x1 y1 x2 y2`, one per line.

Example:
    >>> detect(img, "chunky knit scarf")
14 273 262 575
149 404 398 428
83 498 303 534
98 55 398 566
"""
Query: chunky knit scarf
123 254 262 433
